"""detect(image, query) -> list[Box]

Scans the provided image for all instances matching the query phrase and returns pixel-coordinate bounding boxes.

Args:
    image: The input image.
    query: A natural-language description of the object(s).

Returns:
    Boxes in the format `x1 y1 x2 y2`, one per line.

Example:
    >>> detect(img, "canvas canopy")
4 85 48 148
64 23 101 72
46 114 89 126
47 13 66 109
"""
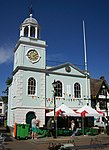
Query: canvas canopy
76 104 103 135
46 104 79 117
76 104 103 117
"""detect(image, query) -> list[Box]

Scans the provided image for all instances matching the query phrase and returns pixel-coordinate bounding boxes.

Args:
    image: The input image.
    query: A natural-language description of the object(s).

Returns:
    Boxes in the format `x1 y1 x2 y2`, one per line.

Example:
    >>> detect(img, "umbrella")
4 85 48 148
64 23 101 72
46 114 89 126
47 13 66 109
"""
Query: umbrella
46 104 79 116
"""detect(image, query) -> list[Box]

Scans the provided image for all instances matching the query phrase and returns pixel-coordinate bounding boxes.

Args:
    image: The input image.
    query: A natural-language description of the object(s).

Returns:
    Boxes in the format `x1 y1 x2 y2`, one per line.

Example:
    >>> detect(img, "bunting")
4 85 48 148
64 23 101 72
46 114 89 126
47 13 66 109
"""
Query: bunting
31 95 84 104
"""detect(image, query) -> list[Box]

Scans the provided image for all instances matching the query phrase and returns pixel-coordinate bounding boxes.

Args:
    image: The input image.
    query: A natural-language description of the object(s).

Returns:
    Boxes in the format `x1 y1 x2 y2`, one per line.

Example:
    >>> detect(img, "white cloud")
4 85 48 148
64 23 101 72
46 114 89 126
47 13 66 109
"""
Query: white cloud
0 45 13 64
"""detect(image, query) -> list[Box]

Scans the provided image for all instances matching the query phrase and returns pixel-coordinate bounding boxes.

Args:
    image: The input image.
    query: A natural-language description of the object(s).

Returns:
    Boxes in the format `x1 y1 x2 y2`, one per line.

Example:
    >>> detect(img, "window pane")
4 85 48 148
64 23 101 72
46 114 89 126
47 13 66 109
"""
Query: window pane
99 100 106 110
74 82 81 98
28 77 36 95
54 81 62 97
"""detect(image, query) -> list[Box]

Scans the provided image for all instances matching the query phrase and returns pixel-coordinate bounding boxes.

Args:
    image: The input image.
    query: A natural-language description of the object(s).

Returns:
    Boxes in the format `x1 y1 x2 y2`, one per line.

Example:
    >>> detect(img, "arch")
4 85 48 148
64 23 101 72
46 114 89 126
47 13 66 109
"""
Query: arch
53 80 62 97
26 111 36 127
74 82 81 98
24 26 28 37
30 26 35 37
28 77 36 95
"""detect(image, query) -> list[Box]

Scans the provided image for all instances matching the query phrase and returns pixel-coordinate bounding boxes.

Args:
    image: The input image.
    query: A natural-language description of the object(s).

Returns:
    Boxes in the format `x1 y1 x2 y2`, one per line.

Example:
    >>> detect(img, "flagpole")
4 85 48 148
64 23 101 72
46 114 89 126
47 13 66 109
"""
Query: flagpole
83 20 87 71
83 20 89 105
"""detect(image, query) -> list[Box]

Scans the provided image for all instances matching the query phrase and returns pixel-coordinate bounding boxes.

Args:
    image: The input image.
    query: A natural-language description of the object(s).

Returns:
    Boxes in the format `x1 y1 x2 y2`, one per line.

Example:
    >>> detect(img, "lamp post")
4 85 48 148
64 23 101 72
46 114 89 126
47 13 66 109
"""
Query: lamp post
52 80 57 138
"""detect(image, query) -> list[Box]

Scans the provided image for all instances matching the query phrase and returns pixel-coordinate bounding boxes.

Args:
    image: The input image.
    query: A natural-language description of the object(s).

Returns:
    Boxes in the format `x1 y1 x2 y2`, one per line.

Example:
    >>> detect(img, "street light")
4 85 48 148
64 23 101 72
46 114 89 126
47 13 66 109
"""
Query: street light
52 80 57 138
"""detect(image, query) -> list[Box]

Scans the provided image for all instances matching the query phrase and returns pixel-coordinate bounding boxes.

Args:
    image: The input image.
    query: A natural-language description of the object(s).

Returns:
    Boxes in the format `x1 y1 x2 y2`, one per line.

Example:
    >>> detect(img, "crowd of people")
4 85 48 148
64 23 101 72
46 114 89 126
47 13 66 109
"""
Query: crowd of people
31 115 80 139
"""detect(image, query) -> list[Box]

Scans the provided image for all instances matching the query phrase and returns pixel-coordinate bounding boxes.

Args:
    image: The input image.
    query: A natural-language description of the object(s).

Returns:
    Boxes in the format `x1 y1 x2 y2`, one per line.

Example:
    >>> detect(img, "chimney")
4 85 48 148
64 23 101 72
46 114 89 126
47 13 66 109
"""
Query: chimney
100 76 105 80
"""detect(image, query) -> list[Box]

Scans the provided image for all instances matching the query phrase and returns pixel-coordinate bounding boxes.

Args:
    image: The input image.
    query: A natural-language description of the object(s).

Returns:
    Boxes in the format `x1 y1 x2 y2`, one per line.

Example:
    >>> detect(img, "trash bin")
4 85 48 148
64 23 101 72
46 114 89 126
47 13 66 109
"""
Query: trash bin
57 129 64 136
63 129 70 136
16 124 30 139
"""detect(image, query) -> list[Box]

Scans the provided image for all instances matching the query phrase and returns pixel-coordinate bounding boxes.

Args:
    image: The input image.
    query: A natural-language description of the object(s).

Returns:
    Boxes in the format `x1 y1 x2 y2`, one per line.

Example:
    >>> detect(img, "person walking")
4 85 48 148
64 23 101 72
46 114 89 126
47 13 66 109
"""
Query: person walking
47 118 54 137
31 116 37 139
71 120 76 137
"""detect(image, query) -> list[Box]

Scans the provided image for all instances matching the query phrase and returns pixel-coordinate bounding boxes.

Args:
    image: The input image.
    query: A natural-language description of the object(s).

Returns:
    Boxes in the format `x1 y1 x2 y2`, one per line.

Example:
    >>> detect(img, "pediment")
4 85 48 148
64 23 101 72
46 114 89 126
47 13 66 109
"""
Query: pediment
46 63 87 77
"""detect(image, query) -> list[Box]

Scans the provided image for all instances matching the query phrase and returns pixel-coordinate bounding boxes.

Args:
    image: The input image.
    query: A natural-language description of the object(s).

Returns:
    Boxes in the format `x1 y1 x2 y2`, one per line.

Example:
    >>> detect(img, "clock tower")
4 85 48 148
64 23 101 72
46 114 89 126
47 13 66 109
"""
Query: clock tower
8 12 47 127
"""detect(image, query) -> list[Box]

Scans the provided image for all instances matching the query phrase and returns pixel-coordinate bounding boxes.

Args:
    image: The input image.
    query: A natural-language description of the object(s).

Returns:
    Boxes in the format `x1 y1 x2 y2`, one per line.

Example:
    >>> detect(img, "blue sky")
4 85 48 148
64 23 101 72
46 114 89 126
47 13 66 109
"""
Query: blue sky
0 0 109 96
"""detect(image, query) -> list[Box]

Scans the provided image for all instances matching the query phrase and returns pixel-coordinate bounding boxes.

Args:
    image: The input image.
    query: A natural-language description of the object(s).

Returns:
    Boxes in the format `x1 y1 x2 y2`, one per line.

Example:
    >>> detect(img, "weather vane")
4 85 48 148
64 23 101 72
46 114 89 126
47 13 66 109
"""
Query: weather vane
29 0 33 15
30 3 33 14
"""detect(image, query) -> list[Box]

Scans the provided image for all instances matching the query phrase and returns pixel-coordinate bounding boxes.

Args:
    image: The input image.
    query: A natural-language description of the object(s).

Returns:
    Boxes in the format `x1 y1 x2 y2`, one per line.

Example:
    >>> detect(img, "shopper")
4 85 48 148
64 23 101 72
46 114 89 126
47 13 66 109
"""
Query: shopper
31 116 37 139
71 120 76 137
47 118 54 137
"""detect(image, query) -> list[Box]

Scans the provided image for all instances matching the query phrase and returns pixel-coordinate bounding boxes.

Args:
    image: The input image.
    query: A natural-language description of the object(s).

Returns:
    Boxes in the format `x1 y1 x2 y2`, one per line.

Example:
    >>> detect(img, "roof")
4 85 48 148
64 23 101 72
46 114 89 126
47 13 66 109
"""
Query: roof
90 76 109 97
21 14 39 26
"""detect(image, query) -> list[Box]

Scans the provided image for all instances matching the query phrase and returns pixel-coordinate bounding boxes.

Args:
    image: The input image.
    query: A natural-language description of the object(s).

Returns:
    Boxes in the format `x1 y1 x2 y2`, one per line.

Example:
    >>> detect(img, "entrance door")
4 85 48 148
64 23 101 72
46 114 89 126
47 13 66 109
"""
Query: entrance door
26 111 36 127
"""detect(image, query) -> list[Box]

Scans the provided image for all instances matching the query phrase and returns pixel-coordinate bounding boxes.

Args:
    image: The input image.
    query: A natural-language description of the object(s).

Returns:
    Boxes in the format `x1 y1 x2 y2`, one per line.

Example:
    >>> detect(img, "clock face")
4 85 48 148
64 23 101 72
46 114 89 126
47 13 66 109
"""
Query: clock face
26 49 39 63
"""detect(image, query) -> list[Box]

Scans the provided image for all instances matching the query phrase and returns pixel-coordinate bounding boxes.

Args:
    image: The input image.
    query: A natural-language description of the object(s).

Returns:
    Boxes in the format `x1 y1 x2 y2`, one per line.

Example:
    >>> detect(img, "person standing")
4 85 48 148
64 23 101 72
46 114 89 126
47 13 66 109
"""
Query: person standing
31 116 37 139
71 120 76 137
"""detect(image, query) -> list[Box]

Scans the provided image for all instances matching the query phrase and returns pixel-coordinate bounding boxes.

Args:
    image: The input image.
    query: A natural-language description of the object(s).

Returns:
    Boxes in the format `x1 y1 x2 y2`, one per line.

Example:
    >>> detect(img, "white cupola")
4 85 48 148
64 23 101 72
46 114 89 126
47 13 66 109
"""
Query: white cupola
20 13 40 39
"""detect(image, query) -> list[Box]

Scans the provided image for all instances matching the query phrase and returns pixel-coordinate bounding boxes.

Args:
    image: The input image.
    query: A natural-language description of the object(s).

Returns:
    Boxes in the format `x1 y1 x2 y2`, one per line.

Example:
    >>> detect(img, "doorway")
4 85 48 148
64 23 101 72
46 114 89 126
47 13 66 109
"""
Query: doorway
26 111 36 127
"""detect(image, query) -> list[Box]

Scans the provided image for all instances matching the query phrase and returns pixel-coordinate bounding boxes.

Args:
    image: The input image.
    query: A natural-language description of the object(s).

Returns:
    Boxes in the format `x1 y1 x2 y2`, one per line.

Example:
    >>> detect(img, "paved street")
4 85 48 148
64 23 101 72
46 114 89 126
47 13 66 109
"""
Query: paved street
3 134 109 150
1 127 109 150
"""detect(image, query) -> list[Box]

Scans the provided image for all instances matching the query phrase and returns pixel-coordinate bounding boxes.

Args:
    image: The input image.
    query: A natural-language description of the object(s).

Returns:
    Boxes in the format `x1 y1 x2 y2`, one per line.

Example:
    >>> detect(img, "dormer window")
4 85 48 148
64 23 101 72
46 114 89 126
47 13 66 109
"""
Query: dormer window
100 88 107 96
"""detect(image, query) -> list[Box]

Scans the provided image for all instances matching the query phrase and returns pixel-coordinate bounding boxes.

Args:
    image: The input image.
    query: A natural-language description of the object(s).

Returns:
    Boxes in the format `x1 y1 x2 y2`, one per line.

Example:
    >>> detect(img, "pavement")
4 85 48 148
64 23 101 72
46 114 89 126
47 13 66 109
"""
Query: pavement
0 126 109 150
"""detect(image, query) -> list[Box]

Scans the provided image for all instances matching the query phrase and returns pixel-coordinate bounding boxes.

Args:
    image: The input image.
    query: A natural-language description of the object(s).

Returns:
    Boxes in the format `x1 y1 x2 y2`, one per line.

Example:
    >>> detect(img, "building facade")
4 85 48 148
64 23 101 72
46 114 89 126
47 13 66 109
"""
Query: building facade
0 100 5 116
91 76 109 117
7 13 91 128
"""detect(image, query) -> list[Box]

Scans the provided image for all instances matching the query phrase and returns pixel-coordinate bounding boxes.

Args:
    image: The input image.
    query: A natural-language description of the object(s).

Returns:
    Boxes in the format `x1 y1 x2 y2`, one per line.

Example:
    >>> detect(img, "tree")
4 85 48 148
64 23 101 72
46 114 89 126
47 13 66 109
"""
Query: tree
0 96 8 104
2 77 13 95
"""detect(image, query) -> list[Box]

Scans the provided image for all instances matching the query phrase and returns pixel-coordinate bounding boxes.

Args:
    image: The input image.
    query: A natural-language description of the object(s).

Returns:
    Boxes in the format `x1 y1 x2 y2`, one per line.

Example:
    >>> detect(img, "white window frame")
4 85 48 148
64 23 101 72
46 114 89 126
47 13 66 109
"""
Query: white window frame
27 77 37 96
53 80 64 98
73 82 82 99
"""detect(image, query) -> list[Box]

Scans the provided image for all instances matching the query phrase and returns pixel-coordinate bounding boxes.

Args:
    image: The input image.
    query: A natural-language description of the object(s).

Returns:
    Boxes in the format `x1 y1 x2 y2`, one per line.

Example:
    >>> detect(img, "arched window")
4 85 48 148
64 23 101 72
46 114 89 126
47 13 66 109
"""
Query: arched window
30 26 35 37
53 81 62 97
24 26 28 37
74 82 81 98
28 77 36 95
